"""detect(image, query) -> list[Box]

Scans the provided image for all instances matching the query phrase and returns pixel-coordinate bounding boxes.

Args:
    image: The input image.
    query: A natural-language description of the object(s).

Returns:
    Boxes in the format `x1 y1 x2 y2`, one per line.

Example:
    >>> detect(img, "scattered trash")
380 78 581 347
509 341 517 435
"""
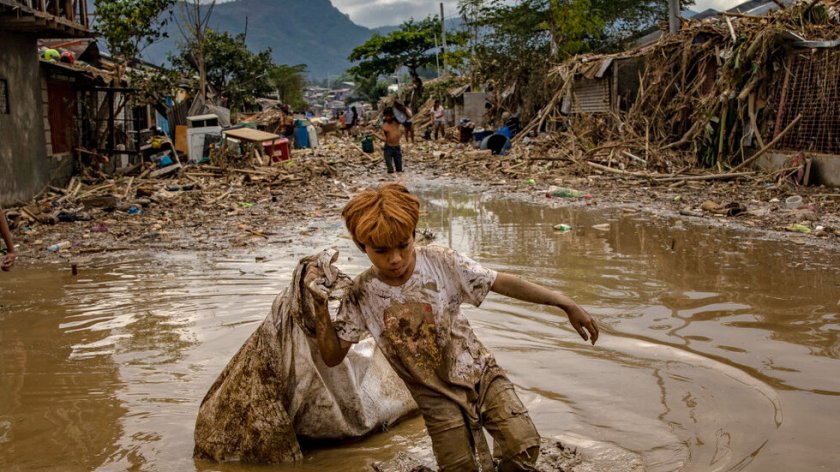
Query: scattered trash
127 206 143 216
47 241 71 252
700 200 746 216
158 154 174 167
138 231 160 240
679 208 704 218
785 195 803 209
700 200 720 212
787 223 812 234
81 195 119 210
238 202 255 208
527 178 536 186
553 224 572 232
91 223 109 233
165 183 196 192
545 186 590 198
592 223 610 231
57 211 93 222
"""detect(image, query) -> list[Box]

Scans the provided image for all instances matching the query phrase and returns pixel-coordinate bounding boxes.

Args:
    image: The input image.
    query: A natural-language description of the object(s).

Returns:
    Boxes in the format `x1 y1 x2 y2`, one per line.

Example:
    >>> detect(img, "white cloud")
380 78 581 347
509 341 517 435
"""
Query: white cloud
330 0 751 28
691 0 748 12
331 0 460 28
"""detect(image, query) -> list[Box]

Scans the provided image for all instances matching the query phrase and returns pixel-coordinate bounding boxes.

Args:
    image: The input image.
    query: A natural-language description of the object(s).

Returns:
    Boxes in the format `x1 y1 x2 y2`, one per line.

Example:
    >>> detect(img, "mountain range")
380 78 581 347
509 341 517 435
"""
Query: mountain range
90 0 394 79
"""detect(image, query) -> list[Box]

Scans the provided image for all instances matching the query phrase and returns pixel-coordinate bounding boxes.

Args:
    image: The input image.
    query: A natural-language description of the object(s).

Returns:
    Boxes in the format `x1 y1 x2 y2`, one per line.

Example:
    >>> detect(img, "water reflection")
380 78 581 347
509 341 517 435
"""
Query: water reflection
1 185 838 471
420 186 840 471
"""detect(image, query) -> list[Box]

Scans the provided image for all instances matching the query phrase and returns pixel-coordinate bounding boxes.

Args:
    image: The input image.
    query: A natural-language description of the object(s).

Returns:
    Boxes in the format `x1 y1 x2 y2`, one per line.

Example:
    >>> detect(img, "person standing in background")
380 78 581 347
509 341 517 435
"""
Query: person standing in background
432 100 446 142
403 105 415 144
372 107 404 174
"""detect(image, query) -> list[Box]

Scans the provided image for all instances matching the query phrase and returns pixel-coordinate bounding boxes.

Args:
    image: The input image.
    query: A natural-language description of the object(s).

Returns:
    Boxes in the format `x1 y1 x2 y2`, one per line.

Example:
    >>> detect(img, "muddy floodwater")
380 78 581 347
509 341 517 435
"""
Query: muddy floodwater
1 184 839 472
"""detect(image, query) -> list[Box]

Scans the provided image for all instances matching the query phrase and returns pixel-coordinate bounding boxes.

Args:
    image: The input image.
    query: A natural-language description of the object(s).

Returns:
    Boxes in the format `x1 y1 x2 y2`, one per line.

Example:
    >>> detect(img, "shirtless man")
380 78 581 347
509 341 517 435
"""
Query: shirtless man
373 107 403 174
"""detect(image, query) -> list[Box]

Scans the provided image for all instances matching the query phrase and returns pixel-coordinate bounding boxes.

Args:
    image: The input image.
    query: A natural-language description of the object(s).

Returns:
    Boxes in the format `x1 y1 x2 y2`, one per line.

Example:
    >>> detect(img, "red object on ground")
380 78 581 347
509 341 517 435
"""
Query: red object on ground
264 138 291 162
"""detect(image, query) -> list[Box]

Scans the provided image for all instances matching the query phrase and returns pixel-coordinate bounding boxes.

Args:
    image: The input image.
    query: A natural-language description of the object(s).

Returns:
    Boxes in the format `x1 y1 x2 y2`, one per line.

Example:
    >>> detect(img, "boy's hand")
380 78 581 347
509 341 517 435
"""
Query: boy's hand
565 304 598 345
303 265 329 307
1 252 15 271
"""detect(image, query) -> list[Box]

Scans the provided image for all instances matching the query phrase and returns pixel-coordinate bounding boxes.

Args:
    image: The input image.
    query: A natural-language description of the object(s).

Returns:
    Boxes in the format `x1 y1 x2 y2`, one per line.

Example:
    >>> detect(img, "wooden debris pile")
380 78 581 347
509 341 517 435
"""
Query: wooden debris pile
520 0 840 175
3 138 382 255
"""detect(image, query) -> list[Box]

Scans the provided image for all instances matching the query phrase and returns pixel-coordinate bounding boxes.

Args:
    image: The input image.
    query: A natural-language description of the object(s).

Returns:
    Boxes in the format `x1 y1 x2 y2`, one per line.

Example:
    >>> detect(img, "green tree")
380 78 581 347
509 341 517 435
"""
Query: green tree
348 16 469 108
93 0 176 78
347 74 390 105
267 64 309 111
92 0 176 149
171 29 274 111
543 0 604 57
458 0 693 117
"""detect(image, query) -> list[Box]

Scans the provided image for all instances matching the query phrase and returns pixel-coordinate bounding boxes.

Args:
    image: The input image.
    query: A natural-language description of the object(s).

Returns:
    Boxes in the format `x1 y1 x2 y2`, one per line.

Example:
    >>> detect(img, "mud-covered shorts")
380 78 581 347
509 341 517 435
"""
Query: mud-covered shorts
416 375 541 472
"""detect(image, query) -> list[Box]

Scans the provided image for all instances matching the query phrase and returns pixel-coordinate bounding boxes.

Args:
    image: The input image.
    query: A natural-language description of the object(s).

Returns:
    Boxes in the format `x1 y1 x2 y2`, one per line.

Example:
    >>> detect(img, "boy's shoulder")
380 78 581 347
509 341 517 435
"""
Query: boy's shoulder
417 244 462 267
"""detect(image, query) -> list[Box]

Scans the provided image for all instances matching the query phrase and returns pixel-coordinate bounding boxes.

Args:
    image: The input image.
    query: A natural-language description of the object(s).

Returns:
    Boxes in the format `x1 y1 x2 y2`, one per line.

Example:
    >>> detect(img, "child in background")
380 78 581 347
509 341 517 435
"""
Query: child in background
307 184 599 471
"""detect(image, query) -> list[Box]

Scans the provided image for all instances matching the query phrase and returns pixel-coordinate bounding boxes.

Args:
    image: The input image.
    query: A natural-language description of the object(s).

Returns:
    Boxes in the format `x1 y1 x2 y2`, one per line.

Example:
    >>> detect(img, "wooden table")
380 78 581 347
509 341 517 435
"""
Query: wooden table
223 128 286 165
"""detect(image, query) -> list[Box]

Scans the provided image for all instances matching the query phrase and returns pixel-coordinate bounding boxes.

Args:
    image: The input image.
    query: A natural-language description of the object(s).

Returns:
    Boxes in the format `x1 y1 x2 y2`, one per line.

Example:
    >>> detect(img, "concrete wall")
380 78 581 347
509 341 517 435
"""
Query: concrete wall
0 33 49 207
758 152 840 188
463 92 487 127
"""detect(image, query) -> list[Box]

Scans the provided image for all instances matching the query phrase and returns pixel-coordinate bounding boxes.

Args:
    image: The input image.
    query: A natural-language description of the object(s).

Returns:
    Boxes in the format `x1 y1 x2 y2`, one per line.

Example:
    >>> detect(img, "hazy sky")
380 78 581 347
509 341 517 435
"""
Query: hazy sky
330 0 747 28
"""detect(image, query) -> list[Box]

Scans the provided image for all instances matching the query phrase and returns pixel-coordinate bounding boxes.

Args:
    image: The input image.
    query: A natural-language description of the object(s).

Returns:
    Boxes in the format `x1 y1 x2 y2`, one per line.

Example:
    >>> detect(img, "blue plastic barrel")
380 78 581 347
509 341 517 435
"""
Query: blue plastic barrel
294 125 310 149
480 133 511 155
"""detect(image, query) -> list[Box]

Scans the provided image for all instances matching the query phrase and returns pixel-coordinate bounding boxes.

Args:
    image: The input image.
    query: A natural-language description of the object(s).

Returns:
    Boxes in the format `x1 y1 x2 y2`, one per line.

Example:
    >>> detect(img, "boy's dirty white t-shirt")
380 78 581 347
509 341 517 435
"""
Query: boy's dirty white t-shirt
334 245 499 411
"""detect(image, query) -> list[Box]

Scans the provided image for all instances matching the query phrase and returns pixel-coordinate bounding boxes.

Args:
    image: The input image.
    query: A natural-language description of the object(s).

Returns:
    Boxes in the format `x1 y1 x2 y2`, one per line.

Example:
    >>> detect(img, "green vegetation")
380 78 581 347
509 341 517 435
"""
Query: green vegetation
169 30 307 112
93 0 175 80
348 16 469 108
456 0 693 117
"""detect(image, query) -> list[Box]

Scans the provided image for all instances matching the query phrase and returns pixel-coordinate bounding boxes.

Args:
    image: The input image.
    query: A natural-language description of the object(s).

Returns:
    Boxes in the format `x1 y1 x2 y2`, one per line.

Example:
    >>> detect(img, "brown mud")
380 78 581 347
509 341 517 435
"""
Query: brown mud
4 134 838 266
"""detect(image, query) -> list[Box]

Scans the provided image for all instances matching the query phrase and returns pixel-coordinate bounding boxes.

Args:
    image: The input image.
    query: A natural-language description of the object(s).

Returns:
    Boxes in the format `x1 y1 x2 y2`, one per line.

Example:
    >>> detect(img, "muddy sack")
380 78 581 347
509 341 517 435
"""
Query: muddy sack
193 249 418 463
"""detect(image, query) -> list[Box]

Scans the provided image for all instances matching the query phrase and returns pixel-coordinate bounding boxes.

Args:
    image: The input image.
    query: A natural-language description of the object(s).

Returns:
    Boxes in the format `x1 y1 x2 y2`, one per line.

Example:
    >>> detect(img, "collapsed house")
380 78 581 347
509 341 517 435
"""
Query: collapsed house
0 0 90 206
37 40 170 175
523 0 840 186
0 1 174 206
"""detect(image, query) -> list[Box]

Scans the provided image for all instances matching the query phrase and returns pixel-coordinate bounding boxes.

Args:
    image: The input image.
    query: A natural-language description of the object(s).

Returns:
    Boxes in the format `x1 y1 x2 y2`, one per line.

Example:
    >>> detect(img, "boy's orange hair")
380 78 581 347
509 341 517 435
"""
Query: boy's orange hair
342 184 420 249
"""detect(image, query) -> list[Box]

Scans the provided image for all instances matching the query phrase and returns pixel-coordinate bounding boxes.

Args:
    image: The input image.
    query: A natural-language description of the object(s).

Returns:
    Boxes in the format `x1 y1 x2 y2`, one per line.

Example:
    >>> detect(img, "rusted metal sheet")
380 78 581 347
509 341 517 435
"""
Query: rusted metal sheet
571 77 610 114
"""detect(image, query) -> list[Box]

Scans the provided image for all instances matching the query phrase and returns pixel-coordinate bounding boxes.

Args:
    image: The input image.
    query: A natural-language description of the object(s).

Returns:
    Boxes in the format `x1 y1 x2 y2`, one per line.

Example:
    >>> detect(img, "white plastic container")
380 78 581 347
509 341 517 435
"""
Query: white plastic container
785 195 803 209
306 124 319 149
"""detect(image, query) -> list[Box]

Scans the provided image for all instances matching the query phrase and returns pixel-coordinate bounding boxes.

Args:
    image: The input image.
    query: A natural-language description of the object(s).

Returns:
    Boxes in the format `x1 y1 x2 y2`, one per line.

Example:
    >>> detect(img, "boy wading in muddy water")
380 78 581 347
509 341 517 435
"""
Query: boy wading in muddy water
306 184 599 471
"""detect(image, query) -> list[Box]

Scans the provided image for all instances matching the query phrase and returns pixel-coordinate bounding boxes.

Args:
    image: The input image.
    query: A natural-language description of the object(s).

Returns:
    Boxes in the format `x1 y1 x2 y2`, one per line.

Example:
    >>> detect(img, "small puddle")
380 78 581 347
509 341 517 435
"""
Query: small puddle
1 183 838 471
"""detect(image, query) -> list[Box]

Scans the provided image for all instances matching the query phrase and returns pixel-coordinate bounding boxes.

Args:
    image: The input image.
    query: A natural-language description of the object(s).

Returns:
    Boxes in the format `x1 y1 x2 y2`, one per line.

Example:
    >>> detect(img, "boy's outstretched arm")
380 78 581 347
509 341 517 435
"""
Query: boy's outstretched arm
304 267 352 366
491 272 599 345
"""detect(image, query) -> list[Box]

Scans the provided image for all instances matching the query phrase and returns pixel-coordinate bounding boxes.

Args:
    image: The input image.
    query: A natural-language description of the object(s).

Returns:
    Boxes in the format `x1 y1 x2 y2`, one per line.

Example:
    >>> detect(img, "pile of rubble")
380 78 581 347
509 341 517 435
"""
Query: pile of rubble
4 116 838 264
519 0 840 173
